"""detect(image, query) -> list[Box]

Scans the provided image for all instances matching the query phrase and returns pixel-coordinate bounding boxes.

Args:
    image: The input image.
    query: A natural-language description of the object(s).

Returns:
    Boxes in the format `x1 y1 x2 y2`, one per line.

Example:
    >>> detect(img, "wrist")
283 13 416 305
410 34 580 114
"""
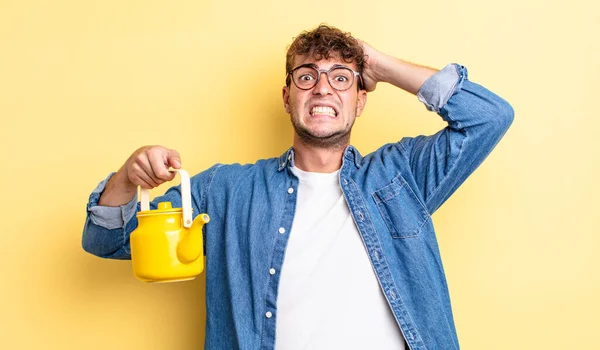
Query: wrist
370 53 395 84
98 167 137 207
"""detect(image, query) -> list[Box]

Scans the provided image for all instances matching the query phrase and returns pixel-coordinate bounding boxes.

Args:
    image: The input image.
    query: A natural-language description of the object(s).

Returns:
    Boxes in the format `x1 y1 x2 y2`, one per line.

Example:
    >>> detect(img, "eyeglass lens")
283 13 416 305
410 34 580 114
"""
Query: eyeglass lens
293 67 355 91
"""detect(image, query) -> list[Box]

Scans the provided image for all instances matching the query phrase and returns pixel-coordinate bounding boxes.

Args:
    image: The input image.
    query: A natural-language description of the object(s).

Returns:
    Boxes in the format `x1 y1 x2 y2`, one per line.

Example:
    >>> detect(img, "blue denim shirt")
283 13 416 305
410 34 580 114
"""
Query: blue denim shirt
82 64 514 350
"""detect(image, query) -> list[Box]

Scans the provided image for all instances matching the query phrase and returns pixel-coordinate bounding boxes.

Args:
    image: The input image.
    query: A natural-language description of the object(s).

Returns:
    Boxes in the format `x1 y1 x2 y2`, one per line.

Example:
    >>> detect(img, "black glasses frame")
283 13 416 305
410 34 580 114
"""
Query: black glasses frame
287 64 364 91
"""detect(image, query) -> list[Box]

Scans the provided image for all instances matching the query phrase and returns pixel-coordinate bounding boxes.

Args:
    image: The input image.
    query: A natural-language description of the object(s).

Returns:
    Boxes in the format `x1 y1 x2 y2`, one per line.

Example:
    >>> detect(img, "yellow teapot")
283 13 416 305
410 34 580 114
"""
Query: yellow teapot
130 169 209 283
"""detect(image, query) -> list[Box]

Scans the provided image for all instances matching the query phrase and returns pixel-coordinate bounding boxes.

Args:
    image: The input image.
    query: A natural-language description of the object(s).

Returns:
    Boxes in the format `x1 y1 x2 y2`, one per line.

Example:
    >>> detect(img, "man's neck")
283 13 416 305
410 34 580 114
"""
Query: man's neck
292 136 347 173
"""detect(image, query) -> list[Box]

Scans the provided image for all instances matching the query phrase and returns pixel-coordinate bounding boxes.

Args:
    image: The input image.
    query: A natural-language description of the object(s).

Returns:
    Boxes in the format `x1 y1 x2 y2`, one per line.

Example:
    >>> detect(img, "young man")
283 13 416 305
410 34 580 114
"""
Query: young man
83 25 513 349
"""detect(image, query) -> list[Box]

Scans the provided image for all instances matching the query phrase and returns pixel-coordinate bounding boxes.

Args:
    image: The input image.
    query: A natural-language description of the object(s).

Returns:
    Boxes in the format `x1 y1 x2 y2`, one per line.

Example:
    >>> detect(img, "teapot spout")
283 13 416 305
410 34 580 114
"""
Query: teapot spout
177 213 209 264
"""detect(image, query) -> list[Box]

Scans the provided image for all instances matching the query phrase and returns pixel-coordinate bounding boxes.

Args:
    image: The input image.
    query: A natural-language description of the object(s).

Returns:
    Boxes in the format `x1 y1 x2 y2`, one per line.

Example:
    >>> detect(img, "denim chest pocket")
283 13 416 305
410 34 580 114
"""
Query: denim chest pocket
372 175 430 238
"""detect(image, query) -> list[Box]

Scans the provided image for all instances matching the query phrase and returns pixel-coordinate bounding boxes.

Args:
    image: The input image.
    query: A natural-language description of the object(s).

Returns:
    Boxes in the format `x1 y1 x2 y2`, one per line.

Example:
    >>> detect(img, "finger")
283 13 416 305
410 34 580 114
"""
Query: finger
128 165 156 189
148 149 175 182
134 175 154 190
131 161 160 188
167 149 181 169
136 150 166 185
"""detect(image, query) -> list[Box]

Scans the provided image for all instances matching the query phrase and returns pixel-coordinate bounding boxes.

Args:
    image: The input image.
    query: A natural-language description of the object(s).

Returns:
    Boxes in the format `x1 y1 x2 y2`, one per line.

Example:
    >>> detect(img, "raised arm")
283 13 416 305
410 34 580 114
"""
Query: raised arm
359 40 438 95
362 41 514 214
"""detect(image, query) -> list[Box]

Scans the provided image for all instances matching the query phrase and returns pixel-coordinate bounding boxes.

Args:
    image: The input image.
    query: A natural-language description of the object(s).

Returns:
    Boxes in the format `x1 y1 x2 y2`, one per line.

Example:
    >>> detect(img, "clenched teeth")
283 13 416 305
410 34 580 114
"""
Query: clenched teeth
310 106 337 117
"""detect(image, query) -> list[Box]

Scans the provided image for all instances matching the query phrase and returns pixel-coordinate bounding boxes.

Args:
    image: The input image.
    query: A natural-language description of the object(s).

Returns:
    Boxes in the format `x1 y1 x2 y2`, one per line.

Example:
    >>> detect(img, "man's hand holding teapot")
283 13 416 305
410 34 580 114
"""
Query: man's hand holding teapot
98 146 181 206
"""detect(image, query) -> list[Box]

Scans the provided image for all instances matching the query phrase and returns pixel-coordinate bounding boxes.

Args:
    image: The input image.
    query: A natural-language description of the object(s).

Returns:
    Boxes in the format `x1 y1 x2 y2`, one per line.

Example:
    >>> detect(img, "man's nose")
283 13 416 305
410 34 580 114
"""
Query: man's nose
313 72 334 95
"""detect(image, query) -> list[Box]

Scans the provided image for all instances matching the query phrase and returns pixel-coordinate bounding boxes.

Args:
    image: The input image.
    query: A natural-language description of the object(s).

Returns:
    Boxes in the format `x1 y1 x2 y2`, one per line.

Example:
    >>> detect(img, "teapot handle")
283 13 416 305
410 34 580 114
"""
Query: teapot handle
139 169 193 229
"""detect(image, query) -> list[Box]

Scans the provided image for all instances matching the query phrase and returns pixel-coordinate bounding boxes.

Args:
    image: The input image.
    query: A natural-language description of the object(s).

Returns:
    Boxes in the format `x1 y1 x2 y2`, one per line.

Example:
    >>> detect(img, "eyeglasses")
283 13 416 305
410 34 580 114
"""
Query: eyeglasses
287 64 363 91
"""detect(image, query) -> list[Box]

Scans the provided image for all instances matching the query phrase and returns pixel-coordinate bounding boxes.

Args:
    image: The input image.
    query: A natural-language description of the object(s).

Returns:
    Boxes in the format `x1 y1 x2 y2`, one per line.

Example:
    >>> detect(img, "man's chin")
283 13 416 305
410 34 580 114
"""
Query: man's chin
294 126 350 149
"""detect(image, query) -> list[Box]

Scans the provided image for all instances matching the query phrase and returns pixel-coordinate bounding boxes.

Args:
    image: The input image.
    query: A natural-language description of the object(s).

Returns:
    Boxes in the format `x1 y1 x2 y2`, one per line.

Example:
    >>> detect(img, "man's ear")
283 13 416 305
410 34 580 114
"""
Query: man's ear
356 90 367 117
282 86 290 114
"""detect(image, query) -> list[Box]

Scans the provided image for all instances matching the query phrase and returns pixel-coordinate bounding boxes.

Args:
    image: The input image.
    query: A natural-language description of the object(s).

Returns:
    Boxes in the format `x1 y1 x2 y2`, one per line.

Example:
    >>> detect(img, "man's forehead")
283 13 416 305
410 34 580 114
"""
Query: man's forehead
292 54 358 71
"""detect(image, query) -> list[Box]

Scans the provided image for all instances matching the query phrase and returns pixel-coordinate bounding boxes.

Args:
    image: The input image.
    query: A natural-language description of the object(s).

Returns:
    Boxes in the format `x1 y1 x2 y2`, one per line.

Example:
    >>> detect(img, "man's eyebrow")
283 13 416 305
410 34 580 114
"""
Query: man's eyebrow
330 64 350 69
293 63 352 70
294 63 319 70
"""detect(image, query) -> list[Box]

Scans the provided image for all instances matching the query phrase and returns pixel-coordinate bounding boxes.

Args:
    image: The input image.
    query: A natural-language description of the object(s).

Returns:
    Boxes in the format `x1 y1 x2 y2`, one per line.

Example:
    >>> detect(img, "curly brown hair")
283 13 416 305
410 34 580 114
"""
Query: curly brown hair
285 24 364 89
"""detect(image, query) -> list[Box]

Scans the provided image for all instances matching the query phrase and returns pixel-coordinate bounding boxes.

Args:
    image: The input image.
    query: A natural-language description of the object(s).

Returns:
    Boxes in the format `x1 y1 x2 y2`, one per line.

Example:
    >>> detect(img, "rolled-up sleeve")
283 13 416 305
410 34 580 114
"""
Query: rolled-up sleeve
87 173 137 230
82 173 138 259
417 63 466 113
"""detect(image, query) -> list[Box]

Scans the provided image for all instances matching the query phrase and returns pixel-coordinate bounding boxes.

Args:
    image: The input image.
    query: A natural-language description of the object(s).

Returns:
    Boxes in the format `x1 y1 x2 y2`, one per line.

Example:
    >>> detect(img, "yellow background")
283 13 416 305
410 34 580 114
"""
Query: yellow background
1 0 598 349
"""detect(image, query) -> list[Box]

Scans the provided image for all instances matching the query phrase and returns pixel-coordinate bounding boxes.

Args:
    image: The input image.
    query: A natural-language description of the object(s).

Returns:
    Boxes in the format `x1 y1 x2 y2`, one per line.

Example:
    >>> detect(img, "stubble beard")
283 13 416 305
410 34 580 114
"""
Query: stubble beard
290 112 354 150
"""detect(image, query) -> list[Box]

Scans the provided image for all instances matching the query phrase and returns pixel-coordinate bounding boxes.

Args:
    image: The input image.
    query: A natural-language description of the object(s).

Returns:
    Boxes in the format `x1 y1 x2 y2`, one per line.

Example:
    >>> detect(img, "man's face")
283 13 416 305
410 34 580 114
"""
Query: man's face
282 55 367 149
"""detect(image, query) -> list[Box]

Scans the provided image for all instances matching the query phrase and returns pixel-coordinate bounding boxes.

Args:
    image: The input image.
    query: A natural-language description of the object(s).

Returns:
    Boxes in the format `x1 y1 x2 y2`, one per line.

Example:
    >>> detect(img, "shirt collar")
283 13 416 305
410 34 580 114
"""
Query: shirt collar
278 147 295 171
277 145 363 172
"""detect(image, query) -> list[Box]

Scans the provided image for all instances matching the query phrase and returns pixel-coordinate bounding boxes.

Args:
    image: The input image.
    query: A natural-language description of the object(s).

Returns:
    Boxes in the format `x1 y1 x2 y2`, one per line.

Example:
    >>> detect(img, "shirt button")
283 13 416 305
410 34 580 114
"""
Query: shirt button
357 211 364 220
265 311 273 318
278 227 285 234
269 268 276 275
287 187 294 194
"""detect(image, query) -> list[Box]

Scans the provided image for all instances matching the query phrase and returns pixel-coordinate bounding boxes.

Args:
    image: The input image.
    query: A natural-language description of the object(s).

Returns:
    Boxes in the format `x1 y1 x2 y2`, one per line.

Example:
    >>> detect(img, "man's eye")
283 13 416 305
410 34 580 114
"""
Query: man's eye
299 75 315 81
334 76 348 82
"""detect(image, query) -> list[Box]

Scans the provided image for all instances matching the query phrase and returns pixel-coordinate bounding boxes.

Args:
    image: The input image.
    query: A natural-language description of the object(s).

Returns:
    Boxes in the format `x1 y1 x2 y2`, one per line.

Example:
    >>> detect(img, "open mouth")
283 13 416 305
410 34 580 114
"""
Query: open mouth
310 106 338 117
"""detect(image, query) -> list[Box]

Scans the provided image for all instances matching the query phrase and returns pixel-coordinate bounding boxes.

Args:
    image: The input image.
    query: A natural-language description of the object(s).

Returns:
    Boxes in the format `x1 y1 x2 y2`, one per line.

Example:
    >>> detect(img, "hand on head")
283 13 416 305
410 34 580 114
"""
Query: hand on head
357 39 385 93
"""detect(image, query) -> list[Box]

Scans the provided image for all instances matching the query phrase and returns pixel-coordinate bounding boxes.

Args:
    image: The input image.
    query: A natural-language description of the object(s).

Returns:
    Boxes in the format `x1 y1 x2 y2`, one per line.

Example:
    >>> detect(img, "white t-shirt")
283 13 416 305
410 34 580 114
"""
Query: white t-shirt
275 167 407 350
